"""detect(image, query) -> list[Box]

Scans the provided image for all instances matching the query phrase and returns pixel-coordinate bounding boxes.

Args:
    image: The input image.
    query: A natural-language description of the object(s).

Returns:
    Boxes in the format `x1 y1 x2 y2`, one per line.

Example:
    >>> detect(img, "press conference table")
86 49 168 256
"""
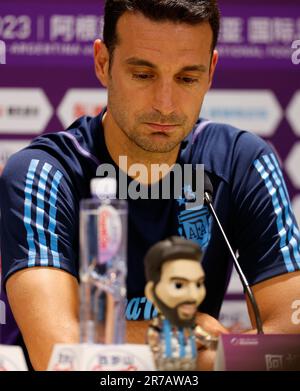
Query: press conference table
126 321 300 371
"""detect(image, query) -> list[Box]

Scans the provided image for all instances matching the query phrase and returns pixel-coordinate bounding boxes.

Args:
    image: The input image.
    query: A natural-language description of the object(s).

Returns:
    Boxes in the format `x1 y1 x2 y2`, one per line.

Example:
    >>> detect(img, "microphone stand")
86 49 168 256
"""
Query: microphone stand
204 191 264 334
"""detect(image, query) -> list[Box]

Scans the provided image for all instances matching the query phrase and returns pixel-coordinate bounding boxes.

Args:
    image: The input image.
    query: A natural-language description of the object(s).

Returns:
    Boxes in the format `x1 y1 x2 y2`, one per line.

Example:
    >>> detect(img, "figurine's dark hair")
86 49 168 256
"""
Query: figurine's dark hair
103 0 220 59
144 236 202 284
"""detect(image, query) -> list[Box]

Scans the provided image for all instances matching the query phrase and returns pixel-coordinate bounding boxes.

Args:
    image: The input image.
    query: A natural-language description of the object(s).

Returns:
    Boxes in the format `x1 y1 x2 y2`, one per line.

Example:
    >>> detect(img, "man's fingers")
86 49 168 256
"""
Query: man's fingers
196 312 229 335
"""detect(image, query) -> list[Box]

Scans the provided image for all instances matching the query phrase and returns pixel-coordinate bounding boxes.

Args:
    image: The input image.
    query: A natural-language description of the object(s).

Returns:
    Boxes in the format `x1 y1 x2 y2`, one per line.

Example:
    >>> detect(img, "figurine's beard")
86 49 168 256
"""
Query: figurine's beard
153 290 197 328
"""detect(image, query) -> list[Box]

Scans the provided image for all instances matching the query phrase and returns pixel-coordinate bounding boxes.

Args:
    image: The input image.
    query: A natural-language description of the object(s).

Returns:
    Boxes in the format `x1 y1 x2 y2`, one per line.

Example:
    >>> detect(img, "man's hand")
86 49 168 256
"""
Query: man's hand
126 315 228 371
196 312 229 336
195 312 229 371
7 267 79 371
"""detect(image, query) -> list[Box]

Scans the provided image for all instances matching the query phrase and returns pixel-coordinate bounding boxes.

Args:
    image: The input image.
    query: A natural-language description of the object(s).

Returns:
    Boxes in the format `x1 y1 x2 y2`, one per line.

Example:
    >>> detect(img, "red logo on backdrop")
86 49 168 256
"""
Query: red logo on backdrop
73 103 103 118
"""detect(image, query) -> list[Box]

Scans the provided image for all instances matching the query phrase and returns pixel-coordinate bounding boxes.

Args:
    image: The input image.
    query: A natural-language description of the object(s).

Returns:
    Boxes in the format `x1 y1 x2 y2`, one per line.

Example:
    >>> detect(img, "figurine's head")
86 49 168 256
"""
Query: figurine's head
144 236 205 328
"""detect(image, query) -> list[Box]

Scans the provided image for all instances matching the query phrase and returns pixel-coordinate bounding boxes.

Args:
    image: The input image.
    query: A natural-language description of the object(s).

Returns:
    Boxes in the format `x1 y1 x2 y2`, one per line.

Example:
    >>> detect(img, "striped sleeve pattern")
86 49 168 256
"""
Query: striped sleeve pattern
23 159 63 268
254 153 300 273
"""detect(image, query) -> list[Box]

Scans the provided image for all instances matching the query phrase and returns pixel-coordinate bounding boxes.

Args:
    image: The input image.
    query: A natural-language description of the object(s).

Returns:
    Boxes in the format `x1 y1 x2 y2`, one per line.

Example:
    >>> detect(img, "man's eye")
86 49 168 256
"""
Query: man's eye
132 73 153 80
174 282 183 289
178 76 198 84
196 281 203 288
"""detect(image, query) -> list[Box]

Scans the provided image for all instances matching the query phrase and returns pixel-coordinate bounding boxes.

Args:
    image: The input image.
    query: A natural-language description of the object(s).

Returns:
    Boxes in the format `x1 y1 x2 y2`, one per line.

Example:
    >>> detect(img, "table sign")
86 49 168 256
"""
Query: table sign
0 345 28 371
48 344 155 371
214 334 300 371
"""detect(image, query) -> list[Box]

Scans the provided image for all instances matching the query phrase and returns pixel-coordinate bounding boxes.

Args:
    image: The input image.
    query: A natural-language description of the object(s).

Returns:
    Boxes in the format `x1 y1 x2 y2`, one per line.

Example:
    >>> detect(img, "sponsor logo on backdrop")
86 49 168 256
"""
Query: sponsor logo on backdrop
1 6 300 67
0 300 5 325
0 8 103 66
201 90 282 137
0 89 53 134
0 40 6 64
291 40 300 65
218 15 300 64
0 15 31 41
286 91 300 135
57 89 107 128
0 140 30 167
285 142 300 189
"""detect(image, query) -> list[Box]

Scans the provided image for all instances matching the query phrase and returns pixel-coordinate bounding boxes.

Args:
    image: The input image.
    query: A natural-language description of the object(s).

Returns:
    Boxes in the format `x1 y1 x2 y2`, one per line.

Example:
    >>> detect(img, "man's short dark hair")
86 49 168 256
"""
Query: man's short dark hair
144 236 203 285
103 0 220 58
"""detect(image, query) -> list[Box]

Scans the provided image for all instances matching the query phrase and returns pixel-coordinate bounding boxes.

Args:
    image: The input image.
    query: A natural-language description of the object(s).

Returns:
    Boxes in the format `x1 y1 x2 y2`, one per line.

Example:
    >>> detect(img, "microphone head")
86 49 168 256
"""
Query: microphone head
204 172 213 196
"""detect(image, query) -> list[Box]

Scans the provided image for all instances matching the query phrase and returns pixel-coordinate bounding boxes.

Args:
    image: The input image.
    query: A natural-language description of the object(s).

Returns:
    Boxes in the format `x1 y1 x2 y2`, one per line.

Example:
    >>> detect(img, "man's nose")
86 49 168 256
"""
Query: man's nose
152 79 177 117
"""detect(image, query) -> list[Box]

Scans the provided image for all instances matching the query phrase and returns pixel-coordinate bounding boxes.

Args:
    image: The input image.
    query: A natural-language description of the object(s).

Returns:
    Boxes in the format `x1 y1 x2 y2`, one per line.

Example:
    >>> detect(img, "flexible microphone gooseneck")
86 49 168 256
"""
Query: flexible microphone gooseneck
203 173 264 334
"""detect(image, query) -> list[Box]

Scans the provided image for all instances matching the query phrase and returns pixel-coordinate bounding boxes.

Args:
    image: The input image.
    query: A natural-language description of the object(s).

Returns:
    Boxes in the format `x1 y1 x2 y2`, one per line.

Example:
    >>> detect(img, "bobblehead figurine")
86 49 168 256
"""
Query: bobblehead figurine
144 236 216 371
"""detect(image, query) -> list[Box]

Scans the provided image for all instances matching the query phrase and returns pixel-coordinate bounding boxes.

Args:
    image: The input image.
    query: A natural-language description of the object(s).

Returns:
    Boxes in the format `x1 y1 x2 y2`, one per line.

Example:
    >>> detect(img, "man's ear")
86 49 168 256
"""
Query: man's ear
145 281 155 304
208 49 218 89
94 39 110 87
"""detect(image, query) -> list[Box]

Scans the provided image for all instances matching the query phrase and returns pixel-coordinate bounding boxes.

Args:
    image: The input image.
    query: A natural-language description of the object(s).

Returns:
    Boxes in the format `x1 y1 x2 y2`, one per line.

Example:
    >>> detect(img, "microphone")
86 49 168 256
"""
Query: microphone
203 172 264 334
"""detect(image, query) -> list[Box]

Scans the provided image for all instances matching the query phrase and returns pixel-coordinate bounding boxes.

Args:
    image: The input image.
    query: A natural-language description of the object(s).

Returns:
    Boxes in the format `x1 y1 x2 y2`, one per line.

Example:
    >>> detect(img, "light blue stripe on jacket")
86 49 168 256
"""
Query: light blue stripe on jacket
24 159 39 267
254 157 295 272
263 155 300 268
48 170 63 268
36 163 52 266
